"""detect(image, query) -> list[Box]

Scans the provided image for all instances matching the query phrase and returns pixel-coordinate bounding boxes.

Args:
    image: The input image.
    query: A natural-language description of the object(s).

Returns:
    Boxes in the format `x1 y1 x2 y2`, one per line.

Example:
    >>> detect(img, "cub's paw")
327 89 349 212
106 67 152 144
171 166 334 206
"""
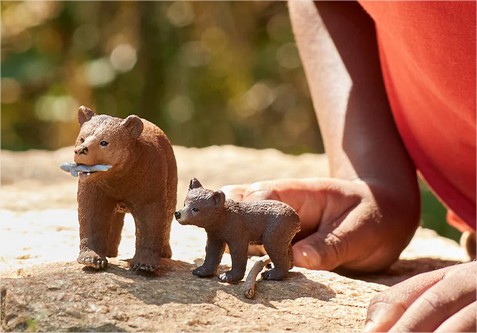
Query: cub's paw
77 251 108 270
218 271 242 284
261 268 286 281
192 265 215 278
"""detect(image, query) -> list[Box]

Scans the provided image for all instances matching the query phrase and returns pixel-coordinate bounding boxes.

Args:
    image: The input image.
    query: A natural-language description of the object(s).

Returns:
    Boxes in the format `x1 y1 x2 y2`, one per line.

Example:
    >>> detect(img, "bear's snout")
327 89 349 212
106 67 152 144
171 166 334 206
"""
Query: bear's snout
74 145 88 155
174 211 181 220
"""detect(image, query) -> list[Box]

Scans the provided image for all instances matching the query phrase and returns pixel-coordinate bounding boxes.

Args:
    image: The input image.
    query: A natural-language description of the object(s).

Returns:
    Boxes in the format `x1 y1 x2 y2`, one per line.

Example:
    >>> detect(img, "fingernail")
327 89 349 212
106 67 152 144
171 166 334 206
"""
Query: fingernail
364 303 397 332
294 244 322 269
363 321 375 332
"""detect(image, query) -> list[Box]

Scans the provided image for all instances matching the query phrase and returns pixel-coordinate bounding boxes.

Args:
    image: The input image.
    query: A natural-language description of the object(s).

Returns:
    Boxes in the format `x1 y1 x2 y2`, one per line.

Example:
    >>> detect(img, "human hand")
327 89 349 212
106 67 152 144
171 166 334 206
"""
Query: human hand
364 261 476 332
221 177 419 272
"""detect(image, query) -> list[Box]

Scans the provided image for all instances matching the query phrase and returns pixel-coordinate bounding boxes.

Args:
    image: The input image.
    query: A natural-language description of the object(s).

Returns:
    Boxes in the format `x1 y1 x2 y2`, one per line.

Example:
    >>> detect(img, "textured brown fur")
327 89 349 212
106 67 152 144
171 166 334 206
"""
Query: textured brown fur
175 178 300 283
74 106 177 272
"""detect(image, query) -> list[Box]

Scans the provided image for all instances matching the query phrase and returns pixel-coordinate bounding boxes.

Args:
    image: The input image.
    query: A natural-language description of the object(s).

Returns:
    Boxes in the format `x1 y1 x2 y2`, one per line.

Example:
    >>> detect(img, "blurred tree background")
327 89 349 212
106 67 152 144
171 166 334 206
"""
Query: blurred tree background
1 1 458 241
1 1 321 154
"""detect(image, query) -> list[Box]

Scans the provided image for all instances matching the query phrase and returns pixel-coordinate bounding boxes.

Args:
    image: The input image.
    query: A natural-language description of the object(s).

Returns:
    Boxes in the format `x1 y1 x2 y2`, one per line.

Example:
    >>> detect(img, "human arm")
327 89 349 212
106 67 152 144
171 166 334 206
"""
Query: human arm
224 1 420 272
288 0 421 271
223 3 473 331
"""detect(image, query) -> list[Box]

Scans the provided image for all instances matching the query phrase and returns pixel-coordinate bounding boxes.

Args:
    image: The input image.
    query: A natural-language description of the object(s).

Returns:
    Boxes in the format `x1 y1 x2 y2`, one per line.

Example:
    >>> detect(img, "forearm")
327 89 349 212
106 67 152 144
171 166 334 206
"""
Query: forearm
289 1 419 200
289 2 408 178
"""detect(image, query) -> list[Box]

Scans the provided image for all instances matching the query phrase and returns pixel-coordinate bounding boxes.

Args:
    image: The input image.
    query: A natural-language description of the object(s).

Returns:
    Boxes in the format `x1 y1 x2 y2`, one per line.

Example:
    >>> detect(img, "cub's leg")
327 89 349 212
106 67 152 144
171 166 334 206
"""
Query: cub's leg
77 184 117 270
193 233 225 278
130 203 172 272
219 241 249 284
262 232 294 280
288 244 294 270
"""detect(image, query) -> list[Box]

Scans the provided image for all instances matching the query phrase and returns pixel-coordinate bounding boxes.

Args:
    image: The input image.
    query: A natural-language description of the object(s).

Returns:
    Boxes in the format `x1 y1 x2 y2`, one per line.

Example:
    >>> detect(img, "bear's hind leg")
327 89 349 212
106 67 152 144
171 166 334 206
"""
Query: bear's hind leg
288 244 294 270
106 209 125 258
161 242 172 258
262 240 292 280
130 204 172 272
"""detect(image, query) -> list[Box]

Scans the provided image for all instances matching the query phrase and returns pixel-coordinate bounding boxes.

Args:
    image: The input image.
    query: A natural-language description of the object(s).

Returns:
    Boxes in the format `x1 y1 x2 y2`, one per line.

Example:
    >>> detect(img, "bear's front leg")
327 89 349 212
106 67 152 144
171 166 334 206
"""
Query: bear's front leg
218 241 248 284
77 184 118 270
130 203 172 272
193 233 226 278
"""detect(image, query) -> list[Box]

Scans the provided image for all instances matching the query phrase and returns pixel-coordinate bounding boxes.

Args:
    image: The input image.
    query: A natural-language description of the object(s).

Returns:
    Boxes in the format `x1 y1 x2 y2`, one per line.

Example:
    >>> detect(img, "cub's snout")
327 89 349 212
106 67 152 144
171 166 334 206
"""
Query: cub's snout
174 209 189 225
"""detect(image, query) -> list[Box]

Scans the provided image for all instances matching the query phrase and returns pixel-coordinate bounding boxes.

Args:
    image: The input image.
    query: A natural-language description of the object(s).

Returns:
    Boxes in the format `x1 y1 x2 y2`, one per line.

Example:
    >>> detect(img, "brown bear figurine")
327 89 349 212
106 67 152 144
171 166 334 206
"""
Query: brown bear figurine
175 178 300 283
72 106 177 272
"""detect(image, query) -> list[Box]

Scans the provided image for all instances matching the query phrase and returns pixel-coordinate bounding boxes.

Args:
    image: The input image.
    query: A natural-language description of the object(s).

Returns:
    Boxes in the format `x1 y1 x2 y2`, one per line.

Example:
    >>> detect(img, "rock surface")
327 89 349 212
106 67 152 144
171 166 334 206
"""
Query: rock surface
0 145 469 332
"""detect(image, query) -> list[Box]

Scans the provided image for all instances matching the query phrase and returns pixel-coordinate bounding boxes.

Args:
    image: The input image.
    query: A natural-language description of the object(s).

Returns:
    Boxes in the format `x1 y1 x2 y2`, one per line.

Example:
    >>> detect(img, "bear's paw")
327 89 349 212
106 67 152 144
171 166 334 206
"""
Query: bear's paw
77 251 108 270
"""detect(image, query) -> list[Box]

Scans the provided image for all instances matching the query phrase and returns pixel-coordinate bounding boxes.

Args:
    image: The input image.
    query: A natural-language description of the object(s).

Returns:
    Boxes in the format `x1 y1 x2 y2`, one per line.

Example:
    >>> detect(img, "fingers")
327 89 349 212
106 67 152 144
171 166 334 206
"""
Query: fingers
221 182 284 202
222 178 397 272
292 195 390 272
292 230 346 271
436 301 476 332
364 268 445 332
222 179 337 270
221 178 328 228
228 178 373 271
365 262 477 332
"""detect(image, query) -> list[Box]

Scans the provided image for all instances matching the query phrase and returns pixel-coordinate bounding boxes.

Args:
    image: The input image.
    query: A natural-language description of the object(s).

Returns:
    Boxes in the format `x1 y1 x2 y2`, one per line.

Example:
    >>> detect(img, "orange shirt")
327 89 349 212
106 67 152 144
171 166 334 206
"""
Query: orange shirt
359 1 476 231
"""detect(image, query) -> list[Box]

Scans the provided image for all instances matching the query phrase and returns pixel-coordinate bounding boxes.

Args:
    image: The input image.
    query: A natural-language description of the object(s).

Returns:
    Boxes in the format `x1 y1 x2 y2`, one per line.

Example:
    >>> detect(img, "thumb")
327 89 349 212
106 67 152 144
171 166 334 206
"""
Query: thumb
293 229 347 271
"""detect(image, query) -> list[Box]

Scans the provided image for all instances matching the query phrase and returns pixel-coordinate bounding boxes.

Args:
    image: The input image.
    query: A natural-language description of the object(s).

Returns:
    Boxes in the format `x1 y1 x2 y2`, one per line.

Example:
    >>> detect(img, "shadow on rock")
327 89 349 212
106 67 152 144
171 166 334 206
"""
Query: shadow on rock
110 259 335 309
350 257 461 286
242 271 336 308
65 323 127 332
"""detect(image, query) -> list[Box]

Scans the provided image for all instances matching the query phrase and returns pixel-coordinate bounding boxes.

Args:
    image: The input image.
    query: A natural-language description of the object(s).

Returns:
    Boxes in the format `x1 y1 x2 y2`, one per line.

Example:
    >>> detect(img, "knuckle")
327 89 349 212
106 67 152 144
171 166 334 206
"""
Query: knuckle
415 290 442 311
369 292 392 307
220 185 236 193
220 185 244 200
320 231 348 269
244 181 278 201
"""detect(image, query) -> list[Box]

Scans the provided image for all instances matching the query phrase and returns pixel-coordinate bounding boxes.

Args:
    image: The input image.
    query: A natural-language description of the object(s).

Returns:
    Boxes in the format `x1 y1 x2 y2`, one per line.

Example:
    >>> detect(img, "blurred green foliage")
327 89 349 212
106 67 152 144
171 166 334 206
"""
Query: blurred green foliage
0 1 459 241
419 180 461 242
1 1 321 153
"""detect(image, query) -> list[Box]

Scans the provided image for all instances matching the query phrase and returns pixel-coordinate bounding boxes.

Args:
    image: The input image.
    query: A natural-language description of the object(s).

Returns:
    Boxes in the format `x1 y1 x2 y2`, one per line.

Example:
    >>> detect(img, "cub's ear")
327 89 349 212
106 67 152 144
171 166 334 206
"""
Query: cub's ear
189 178 203 190
121 115 143 138
78 106 96 126
213 190 225 208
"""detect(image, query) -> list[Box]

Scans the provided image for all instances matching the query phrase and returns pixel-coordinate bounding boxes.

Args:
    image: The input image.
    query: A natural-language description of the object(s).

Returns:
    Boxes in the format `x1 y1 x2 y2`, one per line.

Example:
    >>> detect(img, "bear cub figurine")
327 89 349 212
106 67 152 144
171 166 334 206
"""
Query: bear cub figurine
175 178 300 283
72 106 177 272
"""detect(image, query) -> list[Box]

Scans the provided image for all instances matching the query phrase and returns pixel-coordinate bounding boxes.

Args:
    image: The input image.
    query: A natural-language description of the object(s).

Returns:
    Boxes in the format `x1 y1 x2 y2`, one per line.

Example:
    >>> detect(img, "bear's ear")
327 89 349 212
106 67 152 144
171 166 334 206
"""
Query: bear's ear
213 190 225 208
78 106 96 126
189 178 203 190
121 115 144 139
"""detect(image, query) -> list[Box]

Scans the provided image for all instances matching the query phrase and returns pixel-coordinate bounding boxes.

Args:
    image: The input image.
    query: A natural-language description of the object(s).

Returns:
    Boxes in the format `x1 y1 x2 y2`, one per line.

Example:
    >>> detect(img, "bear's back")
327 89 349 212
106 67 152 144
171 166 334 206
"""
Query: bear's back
224 200 299 242
135 118 177 210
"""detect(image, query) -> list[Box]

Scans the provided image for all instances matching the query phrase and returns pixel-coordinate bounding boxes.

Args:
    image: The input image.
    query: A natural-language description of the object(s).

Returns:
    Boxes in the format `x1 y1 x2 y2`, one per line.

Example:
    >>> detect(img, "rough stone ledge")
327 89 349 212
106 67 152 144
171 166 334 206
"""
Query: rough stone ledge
1 258 387 332
0 145 470 332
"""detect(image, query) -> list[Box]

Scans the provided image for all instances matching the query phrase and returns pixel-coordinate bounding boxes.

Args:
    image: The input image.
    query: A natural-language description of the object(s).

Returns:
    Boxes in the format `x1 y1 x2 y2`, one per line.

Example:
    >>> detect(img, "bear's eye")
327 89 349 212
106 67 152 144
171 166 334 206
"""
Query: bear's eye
100 140 109 147
192 207 199 213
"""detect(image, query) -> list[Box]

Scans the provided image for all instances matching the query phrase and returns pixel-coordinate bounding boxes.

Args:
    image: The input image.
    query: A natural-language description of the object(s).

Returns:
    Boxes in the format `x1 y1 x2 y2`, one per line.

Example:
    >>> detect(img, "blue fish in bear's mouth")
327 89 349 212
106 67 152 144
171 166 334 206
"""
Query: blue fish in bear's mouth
60 162 112 177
